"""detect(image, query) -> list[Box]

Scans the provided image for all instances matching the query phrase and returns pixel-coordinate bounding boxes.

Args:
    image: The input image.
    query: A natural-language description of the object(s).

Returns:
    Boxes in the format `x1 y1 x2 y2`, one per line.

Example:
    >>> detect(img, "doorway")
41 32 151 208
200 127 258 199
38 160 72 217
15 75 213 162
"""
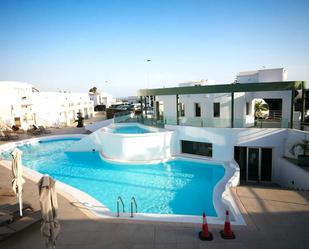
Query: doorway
234 146 272 182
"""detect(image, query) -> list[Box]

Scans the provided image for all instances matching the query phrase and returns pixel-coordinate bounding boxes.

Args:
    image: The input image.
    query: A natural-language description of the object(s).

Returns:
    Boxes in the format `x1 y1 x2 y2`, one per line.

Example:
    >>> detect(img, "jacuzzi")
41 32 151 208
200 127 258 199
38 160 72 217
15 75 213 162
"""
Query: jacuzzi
68 123 178 162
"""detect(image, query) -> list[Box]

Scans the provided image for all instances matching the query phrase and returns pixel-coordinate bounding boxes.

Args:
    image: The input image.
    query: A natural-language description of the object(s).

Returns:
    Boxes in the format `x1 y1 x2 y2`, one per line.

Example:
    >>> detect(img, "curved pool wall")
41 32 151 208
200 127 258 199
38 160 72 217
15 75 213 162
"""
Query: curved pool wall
0 135 244 225
68 123 178 162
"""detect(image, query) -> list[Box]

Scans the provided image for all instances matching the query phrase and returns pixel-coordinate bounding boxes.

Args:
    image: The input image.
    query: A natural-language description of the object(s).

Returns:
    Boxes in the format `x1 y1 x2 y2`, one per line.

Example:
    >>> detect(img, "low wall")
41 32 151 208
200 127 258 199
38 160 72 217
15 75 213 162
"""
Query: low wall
85 118 113 132
274 158 309 190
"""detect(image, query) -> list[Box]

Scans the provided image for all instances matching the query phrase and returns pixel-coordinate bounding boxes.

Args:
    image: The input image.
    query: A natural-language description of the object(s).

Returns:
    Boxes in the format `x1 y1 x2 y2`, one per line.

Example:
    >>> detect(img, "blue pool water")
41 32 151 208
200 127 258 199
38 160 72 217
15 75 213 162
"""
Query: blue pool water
0 138 225 216
112 125 151 134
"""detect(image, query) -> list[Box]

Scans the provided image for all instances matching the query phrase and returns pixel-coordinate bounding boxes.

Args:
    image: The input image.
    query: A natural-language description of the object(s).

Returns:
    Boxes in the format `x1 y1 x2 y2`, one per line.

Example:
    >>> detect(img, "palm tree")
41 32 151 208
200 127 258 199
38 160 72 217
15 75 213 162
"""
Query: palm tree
89 86 98 93
254 101 269 119
89 87 97 93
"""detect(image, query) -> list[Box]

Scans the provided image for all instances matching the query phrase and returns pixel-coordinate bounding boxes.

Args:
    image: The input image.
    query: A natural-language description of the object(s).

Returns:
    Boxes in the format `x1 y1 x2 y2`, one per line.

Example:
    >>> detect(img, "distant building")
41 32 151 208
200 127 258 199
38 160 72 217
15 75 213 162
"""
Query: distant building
236 68 288 83
32 91 94 127
0 81 94 129
0 81 36 129
89 91 116 109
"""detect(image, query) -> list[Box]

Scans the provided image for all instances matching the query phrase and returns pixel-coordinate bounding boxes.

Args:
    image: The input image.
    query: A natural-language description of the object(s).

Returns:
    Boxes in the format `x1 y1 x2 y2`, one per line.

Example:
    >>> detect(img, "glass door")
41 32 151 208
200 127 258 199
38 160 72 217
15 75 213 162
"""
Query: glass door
261 148 272 181
247 148 260 181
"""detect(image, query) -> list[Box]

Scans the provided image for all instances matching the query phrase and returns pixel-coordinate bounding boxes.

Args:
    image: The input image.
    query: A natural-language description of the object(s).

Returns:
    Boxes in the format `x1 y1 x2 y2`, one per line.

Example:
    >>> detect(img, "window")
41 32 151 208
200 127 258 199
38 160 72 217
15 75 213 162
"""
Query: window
195 103 201 117
179 103 185 117
213 102 220 117
246 102 249 115
181 140 212 157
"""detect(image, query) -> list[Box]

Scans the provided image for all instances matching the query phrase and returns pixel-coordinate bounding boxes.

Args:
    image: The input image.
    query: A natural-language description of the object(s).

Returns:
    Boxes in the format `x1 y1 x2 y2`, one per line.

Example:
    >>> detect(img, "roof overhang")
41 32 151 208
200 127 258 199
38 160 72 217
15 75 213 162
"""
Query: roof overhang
137 81 306 96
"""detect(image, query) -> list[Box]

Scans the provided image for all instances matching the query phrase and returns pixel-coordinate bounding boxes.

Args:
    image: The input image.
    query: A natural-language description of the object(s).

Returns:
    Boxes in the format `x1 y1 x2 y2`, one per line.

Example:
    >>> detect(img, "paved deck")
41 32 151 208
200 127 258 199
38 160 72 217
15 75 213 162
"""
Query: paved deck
0 126 308 248
0 111 106 146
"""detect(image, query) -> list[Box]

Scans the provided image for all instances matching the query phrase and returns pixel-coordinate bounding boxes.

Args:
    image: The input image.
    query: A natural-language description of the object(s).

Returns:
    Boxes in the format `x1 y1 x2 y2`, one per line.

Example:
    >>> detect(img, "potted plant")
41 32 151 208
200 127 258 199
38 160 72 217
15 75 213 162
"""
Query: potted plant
290 139 309 166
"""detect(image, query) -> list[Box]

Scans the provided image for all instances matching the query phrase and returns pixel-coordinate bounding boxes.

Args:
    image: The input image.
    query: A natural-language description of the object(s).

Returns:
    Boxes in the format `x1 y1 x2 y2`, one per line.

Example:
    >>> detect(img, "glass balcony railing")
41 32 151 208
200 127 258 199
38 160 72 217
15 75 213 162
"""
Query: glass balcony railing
113 112 290 129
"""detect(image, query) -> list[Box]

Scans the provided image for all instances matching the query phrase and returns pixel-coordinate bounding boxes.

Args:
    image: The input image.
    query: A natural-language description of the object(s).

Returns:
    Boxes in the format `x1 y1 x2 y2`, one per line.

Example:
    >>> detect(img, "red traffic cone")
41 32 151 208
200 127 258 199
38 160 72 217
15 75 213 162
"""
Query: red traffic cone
199 212 213 241
220 210 235 239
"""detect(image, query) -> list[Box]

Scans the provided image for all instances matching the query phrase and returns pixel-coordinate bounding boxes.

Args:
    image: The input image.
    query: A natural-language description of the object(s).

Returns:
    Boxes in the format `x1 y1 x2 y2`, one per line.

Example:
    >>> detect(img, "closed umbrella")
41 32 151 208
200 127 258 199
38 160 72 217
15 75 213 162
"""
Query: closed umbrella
11 148 25 216
38 175 60 249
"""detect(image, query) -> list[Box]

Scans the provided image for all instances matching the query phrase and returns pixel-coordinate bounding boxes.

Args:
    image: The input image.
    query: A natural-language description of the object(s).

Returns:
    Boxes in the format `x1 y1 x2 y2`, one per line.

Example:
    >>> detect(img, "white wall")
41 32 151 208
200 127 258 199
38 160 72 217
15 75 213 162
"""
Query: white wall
274 158 309 190
69 123 178 161
85 118 114 132
166 125 309 189
284 129 308 158
258 68 286 82
166 125 287 161
237 68 286 83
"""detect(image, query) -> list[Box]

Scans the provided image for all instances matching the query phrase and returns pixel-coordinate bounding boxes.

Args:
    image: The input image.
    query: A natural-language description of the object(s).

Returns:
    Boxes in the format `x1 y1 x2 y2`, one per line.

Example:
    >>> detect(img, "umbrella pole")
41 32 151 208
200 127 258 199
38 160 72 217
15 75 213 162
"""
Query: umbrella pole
18 193 23 217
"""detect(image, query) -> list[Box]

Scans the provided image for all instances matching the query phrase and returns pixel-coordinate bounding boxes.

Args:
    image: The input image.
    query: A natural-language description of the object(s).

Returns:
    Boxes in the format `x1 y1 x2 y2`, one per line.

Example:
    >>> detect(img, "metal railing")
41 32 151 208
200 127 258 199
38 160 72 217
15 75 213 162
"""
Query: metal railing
130 197 138 218
117 196 125 217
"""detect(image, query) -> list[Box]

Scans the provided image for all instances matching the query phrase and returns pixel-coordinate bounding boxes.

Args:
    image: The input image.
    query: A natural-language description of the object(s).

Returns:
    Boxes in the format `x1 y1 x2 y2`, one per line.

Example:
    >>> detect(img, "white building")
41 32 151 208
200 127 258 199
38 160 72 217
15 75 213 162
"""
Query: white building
32 91 94 127
136 69 307 186
89 91 115 108
0 81 94 129
148 68 296 128
0 81 37 129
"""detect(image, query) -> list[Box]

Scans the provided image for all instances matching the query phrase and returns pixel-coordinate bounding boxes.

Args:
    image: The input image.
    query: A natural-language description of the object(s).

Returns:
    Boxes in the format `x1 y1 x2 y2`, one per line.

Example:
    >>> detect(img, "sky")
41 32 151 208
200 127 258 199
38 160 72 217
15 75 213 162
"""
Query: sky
0 0 308 97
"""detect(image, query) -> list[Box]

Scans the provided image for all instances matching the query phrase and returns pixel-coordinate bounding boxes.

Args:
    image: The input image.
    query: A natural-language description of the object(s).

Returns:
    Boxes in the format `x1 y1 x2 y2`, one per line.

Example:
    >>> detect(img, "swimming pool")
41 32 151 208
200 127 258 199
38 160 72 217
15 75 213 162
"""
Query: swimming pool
0 138 225 217
112 125 151 134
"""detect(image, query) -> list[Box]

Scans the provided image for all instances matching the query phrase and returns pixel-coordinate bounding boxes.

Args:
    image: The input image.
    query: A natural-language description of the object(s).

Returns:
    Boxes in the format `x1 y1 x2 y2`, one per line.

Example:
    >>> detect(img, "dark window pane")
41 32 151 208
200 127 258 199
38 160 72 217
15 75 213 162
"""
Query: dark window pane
248 148 259 181
181 140 212 157
246 102 249 115
261 148 272 181
195 103 201 117
213 102 220 117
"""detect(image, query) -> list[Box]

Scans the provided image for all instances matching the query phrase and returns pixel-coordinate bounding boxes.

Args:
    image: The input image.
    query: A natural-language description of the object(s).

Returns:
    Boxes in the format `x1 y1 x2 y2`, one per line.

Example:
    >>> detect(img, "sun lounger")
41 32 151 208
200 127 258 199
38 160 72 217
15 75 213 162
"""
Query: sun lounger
38 126 52 134
0 203 41 241
0 130 19 140
27 128 42 135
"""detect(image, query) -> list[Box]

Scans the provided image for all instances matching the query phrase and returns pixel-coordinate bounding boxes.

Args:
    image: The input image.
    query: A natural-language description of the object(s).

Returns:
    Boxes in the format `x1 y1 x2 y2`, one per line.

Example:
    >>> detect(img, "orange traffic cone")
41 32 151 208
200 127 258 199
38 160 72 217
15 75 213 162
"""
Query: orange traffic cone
199 212 213 241
220 210 235 239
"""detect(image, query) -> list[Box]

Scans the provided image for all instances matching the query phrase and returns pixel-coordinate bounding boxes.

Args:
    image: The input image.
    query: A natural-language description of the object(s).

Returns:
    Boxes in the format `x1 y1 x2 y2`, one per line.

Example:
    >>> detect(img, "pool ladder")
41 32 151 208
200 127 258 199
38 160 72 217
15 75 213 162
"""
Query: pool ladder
116 196 138 218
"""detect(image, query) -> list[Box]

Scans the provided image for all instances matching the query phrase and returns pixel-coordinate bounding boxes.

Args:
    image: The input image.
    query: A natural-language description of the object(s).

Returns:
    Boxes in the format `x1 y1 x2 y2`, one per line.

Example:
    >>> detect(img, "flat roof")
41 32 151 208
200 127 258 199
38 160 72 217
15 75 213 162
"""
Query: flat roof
137 81 305 96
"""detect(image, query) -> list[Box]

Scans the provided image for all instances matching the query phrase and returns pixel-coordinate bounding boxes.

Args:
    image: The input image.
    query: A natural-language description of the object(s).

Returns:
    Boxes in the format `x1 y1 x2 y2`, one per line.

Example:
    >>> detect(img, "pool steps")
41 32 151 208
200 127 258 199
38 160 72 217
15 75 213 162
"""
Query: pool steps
117 196 138 218
130 197 138 218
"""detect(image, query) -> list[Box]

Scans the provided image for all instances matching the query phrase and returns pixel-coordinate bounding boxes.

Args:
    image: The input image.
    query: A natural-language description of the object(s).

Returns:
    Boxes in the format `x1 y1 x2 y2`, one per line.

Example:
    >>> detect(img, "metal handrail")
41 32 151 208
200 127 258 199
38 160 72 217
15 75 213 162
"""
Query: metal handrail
130 197 138 218
117 196 125 217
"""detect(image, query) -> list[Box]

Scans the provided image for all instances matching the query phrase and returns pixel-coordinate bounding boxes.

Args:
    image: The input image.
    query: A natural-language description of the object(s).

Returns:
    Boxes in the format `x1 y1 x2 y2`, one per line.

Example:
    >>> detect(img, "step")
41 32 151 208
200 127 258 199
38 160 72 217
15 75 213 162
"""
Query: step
7 211 41 232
